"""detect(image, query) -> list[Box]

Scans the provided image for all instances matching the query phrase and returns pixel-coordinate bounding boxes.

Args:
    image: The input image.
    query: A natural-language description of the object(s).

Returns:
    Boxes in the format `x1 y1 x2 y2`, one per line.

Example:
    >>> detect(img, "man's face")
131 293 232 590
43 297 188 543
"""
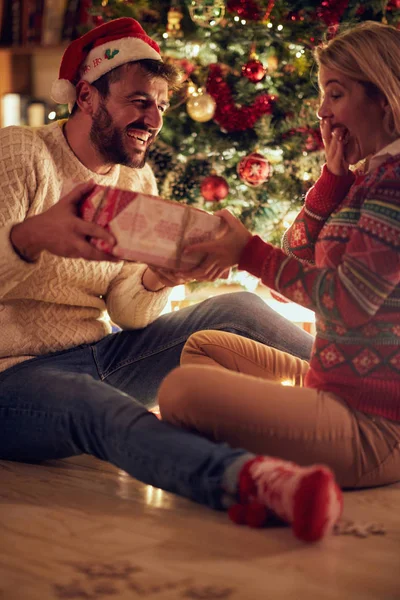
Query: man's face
89 63 169 168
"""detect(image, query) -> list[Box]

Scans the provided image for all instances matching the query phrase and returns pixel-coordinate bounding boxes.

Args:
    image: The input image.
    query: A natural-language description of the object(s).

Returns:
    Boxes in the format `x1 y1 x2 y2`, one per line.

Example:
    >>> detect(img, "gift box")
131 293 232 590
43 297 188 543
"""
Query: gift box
79 185 222 270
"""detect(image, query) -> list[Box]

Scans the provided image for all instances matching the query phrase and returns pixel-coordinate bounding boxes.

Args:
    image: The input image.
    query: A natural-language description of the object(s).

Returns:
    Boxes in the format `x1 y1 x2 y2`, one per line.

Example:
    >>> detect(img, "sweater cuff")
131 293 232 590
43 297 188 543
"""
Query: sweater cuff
141 268 166 293
305 164 355 216
128 282 172 328
238 235 269 278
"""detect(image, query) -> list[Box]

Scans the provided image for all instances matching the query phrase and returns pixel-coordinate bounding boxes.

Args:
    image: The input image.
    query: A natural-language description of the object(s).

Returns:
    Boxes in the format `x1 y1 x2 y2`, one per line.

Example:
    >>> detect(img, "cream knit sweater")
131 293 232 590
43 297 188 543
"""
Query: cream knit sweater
0 121 171 373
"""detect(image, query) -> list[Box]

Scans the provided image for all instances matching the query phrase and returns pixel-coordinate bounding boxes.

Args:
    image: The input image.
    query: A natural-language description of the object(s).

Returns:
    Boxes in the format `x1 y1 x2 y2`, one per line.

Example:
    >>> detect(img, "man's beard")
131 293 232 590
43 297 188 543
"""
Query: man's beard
89 102 151 169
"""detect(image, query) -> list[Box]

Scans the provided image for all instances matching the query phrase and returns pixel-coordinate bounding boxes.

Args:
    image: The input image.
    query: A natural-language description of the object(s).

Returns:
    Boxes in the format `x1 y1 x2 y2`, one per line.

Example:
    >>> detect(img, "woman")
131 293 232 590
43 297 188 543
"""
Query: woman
158 22 400 497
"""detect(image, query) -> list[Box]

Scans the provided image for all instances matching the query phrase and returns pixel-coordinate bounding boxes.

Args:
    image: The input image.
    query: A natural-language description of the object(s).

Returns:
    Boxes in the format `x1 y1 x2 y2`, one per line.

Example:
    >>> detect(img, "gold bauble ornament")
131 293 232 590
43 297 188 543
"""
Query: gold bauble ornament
188 0 225 28
186 91 216 122
267 54 279 72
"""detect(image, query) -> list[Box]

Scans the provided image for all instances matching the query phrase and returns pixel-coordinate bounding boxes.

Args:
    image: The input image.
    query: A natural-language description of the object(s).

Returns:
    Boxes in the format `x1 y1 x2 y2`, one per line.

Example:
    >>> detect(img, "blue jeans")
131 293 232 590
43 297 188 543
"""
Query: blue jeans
0 292 313 509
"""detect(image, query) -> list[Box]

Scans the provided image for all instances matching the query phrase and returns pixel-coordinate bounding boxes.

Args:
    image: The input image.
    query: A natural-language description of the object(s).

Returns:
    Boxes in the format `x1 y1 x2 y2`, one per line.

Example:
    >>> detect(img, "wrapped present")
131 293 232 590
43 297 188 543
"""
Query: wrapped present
79 184 223 270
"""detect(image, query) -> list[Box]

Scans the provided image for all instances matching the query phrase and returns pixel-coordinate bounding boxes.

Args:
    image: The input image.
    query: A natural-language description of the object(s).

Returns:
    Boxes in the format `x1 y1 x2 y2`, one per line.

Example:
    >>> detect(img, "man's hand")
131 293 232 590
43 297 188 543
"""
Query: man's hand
182 209 252 272
320 118 350 177
10 182 118 263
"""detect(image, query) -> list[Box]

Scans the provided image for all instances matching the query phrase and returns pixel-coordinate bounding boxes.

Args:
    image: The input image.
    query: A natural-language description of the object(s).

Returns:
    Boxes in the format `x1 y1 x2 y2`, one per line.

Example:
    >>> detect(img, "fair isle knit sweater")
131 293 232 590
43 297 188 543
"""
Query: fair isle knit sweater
239 153 400 421
0 121 171 373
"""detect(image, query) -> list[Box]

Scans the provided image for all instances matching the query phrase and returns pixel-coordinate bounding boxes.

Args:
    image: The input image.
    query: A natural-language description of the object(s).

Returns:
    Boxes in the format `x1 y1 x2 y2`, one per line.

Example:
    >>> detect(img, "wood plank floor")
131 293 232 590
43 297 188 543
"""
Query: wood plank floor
0 455 399 600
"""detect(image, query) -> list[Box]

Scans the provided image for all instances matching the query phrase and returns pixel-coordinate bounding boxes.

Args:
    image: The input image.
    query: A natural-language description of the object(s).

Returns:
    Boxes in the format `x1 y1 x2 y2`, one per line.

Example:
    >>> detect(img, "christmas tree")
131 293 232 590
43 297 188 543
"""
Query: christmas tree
81 0 400 248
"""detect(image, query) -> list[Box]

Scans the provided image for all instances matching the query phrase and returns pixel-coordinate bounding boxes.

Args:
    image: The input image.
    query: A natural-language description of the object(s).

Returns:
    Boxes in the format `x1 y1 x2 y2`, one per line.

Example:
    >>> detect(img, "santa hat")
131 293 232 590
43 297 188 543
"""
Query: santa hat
51 17 162 109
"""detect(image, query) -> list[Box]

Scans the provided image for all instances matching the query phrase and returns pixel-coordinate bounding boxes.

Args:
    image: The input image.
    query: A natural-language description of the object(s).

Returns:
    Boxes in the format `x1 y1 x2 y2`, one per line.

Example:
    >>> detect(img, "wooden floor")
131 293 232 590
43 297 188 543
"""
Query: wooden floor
0 455 399 600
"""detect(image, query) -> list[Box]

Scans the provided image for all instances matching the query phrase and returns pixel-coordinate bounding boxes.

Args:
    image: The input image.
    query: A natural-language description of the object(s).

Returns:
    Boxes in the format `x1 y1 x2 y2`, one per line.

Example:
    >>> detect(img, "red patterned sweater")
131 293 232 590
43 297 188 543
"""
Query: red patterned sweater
239 155 400 421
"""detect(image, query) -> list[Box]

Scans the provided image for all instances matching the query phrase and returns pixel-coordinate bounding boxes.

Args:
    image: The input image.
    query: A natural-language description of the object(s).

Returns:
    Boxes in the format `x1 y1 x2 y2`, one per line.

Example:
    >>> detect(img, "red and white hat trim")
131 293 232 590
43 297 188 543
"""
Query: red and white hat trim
51 18 162 109
81 37 161 83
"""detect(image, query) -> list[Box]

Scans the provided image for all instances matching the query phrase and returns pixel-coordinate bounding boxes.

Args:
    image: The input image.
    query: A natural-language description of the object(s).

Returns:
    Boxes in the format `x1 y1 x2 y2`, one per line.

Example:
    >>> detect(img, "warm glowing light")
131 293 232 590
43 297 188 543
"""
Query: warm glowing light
281 379 294 386
234 272 259 292
48 111 56 120
277 24 283 31
265 299 315 325
303 172 311 181
169 284 186 301
145 485 165 508
163 32 168 39
116 470 131 500
160 284 186 316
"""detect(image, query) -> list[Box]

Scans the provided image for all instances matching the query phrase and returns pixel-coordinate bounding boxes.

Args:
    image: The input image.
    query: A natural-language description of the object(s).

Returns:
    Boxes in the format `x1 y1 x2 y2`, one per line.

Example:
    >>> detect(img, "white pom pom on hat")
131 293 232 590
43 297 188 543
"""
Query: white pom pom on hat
51 17 162 109
51 79 77 106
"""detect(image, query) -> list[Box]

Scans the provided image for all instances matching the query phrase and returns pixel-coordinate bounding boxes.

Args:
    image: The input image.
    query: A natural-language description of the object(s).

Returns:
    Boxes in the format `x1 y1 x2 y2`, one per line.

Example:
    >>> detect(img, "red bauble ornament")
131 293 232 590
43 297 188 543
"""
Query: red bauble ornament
237 152 272 187
200 175 230 202
283 126 324 152
241 59 266 83
93 15 105 26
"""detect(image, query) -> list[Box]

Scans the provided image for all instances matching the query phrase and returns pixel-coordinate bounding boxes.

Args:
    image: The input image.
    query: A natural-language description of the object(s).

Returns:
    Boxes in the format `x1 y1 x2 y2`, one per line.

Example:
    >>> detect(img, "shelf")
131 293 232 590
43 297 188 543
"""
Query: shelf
0 44 67 55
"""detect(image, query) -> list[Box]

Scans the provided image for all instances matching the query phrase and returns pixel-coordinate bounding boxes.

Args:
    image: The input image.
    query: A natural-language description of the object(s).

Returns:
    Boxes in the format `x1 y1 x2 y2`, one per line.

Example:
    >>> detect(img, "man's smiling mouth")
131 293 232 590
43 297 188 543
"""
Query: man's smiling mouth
126 129 151 145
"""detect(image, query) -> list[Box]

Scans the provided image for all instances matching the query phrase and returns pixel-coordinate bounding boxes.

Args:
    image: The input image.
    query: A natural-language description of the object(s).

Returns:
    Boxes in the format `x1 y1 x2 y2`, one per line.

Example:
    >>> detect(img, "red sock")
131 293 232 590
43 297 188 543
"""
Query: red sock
229 456 342 542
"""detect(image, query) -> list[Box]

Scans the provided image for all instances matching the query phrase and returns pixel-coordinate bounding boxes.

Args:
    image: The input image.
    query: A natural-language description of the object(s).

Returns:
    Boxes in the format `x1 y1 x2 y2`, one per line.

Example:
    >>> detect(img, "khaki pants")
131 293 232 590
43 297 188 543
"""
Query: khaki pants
158 331 400 488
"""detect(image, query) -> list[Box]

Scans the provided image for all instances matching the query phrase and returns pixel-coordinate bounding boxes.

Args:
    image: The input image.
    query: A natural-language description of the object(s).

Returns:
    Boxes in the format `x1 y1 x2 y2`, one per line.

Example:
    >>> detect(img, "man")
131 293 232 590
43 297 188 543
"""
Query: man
0 19 312 481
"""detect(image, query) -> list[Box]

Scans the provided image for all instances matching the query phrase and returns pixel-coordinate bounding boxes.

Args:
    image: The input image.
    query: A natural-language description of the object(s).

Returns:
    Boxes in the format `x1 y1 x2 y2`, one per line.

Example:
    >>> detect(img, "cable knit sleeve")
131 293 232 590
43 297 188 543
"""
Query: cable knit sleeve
105 262 171 329
281 164 355 263
0 127 46 298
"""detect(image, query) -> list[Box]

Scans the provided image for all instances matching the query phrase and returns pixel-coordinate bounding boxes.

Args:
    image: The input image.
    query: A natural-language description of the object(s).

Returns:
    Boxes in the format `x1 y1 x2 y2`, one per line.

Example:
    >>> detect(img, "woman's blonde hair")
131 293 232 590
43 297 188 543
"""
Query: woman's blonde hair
314 21 400 137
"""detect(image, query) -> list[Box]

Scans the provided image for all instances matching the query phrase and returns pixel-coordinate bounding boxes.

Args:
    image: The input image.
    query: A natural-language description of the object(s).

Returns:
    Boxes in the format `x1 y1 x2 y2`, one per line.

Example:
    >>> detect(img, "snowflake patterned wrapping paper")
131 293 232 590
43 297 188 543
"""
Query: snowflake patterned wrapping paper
79 184 222 270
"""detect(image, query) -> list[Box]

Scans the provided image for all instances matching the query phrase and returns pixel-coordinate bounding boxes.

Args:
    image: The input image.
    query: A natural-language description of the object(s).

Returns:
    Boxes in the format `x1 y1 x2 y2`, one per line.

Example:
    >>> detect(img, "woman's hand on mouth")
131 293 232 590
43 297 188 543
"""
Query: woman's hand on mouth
320 118 350 177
